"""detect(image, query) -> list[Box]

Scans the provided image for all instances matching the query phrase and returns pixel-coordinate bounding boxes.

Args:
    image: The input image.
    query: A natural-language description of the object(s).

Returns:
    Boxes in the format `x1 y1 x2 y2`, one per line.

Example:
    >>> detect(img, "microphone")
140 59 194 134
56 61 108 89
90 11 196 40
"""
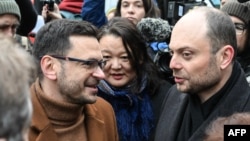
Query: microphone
136 17 174 84
136 17 172 43
238 0 249 3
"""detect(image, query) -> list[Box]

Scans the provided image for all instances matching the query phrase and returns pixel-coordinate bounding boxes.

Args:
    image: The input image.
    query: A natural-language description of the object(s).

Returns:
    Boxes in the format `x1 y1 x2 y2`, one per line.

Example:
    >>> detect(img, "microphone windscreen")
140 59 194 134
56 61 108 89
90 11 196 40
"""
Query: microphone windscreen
137 17 172 42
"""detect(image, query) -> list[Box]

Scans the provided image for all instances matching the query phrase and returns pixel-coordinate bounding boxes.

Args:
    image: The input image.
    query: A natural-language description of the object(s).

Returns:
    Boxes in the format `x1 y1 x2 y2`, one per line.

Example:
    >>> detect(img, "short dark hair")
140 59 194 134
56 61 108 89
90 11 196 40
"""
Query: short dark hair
33 19 98 79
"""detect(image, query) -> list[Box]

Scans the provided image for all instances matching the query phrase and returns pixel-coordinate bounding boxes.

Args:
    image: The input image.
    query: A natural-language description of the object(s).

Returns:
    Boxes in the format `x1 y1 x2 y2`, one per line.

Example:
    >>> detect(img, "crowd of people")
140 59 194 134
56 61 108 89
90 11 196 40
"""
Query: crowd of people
0 0 250 141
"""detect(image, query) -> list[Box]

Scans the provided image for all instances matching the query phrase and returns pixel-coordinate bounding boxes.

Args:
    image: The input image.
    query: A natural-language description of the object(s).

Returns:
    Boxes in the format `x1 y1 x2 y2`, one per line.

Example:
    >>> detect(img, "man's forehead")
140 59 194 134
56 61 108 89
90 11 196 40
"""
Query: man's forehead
172 13 207 35
170 11 210 51
175 11 206 28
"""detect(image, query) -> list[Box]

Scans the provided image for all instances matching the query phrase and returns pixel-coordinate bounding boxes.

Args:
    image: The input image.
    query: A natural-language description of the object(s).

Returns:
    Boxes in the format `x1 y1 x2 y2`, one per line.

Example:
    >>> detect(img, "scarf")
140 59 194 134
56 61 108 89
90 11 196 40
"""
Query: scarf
98 79 154 141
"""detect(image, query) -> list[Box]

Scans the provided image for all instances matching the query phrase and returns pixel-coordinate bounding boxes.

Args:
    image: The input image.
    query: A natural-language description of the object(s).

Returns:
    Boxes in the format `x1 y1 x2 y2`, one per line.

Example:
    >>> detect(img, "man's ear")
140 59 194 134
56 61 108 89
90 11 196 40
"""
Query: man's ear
40 55 58 80
218 45 235 70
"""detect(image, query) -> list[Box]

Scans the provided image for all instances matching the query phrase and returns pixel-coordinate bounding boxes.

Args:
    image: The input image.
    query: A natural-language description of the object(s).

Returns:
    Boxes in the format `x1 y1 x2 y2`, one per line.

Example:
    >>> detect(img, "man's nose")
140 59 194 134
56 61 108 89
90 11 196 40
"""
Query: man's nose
169 55 182 70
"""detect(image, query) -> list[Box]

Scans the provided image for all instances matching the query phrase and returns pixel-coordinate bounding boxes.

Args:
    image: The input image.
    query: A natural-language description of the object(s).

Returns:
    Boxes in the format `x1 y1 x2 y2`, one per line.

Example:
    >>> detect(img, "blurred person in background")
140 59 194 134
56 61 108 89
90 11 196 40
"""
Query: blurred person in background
0 0 21 38
203 112 250 141
15 0 37 36
0 0 35 53
81 0 161 27
221 1 250 85
0 34 35 141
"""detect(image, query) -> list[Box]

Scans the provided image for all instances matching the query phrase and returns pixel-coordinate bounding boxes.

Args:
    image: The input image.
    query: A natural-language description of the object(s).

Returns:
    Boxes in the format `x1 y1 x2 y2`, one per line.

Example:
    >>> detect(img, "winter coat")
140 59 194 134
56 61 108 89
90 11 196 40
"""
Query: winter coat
149 79 172 141
154 62 250 141
29 79 119 141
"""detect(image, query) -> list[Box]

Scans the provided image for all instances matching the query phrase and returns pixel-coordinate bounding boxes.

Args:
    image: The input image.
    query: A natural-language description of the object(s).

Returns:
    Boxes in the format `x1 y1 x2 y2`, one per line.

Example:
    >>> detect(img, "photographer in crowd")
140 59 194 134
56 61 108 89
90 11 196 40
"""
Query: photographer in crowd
81 0 161 27
203 112 250 141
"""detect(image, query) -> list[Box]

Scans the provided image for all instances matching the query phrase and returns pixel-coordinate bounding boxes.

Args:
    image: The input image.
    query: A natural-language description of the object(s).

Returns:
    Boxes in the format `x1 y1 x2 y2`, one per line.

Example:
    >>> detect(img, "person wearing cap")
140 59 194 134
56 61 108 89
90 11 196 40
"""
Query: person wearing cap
0 0 36 53
0 0 21 37
221 1 250 85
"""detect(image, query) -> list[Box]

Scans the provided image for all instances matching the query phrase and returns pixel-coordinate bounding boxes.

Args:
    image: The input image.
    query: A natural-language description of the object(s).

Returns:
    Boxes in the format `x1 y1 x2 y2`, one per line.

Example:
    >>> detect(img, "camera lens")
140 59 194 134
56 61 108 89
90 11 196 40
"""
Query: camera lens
154 51 175 84
158 53 172 73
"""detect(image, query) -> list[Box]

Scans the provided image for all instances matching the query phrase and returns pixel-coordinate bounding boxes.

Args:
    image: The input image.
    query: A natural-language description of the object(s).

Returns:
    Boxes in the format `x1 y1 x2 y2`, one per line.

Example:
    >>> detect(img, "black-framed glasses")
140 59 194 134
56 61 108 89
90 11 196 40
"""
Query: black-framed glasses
234 23 247 35
50 55 106 70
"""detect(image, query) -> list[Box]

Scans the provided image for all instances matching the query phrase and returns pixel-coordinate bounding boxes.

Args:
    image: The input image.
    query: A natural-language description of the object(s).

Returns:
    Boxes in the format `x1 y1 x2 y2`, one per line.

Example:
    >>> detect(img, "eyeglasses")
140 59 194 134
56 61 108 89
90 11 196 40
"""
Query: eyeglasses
234 23 247 35
50 55 106 70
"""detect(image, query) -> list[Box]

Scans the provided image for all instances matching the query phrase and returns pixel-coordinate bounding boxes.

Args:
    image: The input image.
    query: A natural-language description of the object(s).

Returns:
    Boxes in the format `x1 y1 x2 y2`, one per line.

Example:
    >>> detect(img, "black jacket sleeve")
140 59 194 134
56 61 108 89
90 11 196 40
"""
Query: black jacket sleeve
16 0 38 36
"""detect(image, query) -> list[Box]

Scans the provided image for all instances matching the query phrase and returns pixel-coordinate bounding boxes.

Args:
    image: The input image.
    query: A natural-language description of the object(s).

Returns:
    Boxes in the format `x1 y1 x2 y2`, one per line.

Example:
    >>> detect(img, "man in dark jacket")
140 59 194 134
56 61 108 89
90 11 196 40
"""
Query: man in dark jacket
154 7 250 141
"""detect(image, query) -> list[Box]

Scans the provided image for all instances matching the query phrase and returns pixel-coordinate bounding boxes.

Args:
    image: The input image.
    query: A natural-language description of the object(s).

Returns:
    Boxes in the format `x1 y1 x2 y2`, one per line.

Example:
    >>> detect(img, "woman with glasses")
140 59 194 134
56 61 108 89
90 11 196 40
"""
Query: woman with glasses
97 17 172 141
221 1 250 85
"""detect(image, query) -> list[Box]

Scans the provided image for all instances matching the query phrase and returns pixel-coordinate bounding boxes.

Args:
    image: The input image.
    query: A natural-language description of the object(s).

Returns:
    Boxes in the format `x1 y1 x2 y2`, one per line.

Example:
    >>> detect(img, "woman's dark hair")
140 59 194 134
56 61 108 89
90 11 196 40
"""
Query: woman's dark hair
114 0 161 18
98 17 161 94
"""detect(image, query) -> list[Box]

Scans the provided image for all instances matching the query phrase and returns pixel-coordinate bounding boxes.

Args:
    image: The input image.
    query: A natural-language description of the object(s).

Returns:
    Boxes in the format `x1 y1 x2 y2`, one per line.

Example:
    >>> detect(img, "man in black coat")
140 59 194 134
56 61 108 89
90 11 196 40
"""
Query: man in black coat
154 6 250 141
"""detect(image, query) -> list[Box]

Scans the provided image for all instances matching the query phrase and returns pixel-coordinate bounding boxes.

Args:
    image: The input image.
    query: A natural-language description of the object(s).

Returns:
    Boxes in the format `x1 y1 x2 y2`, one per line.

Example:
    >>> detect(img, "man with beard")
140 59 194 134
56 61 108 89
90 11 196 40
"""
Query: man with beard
154 7 250 141
29 19 118 141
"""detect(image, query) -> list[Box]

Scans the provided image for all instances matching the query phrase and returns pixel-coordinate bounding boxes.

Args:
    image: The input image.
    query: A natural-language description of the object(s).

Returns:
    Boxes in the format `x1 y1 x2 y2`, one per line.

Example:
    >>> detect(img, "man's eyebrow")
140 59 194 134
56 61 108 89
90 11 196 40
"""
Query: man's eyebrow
0 23 20 27
169 46 193 51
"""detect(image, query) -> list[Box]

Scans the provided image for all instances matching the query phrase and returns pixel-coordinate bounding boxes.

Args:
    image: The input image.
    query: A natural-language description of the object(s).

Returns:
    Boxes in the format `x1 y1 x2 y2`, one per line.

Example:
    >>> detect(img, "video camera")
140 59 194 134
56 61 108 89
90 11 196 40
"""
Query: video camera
153 46 175 84
162 0 207 26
